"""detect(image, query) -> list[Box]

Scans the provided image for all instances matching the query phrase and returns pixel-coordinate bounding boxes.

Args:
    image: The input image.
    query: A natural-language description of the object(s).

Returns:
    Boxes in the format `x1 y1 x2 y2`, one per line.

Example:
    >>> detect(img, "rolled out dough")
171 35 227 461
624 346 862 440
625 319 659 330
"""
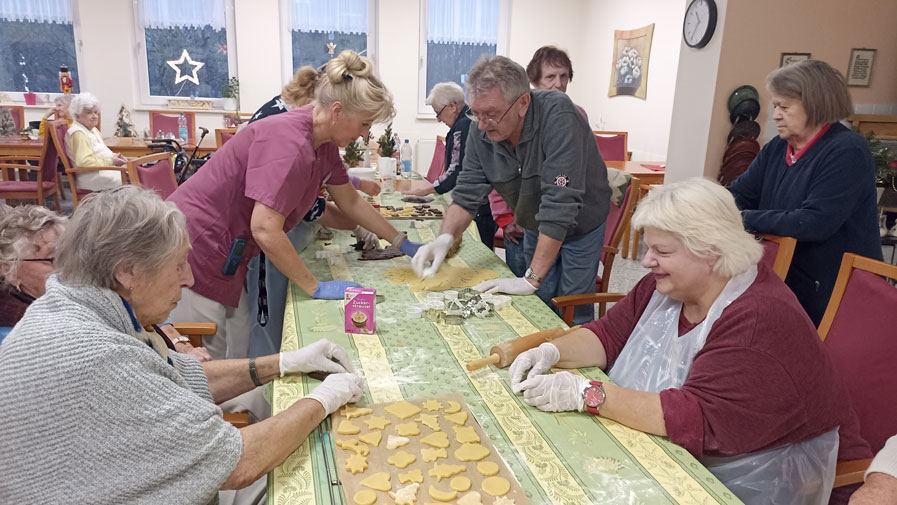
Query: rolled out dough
383 266 499 291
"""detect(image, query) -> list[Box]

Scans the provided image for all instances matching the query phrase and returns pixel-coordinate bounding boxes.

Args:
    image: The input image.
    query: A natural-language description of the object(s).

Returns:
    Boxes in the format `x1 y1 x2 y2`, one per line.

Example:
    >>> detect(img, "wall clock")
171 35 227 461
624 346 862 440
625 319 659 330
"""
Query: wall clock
683 0 717 49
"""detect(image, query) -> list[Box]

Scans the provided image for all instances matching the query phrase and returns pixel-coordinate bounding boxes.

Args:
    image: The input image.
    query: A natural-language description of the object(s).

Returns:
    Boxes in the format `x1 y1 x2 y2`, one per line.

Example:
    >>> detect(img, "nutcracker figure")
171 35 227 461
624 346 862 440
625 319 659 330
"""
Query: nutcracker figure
59 65 73 94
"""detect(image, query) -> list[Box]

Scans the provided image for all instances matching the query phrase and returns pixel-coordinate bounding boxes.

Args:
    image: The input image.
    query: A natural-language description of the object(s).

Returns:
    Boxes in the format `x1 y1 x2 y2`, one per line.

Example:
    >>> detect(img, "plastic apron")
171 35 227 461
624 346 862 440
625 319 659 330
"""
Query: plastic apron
608 265 838 505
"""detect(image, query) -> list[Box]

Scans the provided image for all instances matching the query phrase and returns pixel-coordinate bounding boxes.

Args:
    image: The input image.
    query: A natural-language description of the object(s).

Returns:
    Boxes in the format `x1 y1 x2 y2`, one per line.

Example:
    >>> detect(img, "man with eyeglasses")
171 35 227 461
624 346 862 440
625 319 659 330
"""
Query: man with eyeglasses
412 55 611 324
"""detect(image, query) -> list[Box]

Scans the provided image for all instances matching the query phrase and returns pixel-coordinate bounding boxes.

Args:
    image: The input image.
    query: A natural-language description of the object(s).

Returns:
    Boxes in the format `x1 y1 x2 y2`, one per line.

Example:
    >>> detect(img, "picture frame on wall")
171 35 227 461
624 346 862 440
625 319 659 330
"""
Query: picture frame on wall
780 52 811 67
608 23 655 100
846 48 876 87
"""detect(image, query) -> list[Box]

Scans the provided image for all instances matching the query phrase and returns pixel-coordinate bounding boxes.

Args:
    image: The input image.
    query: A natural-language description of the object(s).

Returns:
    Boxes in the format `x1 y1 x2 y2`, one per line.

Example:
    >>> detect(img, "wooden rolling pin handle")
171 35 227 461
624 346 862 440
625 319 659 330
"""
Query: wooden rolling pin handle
466 353 500 371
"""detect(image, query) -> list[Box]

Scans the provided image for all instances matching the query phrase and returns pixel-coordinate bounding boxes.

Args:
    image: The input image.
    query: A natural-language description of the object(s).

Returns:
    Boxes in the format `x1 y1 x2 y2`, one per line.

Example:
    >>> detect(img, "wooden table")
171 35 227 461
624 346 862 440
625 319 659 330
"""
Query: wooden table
268 191 741 505
0 134 218 160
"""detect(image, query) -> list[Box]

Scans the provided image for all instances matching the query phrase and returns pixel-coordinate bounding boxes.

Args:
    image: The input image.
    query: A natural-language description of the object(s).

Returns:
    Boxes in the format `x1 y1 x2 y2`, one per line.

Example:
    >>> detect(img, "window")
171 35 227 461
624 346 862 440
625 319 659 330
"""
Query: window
0 0 82 96
280 0 376 84
133 0 237 104
418 0 509 115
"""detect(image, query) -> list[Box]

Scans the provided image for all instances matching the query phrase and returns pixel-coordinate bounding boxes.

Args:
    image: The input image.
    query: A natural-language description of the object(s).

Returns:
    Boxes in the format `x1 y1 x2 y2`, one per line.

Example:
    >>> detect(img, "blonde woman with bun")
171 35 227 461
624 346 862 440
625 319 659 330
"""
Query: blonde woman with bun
168 50 422 360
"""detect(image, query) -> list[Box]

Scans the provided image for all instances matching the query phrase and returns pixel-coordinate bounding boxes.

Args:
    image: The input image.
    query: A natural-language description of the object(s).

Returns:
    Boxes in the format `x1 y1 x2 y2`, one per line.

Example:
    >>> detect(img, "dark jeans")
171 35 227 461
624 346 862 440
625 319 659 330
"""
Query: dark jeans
474 203 498 250
503 237 527 277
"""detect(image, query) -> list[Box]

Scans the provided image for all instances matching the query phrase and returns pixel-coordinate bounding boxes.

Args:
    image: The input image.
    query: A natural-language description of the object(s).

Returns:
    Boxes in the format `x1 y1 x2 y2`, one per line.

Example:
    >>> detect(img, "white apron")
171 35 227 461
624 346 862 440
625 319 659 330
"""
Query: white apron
609 265 838 505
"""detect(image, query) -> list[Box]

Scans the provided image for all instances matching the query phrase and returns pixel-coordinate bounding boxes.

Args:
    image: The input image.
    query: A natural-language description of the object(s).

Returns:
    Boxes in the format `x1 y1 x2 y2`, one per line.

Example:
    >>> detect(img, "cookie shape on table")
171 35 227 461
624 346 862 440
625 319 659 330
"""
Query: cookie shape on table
453 426 479 444
455 443 490 462
416 413 441 432
353 489 377 505
347 453 368 474
422 399 443 411
341 406 373 419
457 491 483 505
399 469 424 484
389 482 420 505
444 411 468 426
338 419 362 435
421 431 450 448
429 484 458 502
385 401 422 420
387 435 410 450
444 401 461 414
429 463 466 481
421 447 447 462
476 461 499 476
361 472 392 492
451 476 472 492
395 422 420 437
359 431 382 447
364 415 392 430
482 476 511 496
387 450 416 469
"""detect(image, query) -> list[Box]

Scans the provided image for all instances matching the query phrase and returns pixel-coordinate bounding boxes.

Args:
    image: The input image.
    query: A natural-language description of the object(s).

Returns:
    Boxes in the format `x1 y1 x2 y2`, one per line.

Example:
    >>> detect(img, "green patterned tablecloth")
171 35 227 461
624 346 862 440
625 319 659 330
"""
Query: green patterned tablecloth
268 206 742 505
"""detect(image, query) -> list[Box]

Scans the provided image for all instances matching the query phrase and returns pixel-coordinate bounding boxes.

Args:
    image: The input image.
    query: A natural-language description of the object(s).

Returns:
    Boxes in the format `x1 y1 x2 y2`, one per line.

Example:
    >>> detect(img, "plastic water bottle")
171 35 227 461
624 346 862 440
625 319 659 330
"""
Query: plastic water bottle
177 112 188 143
400 139 412 179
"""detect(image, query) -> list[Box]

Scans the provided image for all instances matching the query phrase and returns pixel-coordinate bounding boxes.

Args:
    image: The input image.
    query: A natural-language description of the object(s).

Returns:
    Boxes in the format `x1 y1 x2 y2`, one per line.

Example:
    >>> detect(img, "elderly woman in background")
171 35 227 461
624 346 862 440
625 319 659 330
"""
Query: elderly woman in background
405 81 498 249
38 94 73 137
0 205 66 340
168 50 420 361
729 60 882 326
64 92 127 191
510 178 871 505
0 186 364 504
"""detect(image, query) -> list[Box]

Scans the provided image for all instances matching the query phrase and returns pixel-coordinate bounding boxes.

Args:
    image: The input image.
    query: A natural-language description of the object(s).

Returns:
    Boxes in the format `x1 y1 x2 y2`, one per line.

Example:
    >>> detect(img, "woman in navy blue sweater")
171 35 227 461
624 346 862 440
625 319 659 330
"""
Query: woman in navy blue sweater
729 60 882 326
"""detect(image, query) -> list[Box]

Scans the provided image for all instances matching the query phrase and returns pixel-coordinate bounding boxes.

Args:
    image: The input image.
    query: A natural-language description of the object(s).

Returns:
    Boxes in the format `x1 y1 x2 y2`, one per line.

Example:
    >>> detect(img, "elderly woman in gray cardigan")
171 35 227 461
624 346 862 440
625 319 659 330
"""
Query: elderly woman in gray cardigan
0 186 363 505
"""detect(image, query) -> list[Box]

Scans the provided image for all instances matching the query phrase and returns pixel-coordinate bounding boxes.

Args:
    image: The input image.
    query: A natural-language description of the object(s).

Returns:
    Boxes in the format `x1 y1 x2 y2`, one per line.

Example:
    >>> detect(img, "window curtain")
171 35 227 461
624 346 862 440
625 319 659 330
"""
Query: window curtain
0 0 71 23
291 0 368 34
141 0 226 30
428 0 498 45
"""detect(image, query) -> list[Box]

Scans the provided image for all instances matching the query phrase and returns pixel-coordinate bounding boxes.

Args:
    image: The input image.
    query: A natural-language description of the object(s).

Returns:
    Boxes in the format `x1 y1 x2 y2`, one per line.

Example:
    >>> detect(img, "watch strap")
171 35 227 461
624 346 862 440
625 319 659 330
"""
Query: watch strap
524 267 544 284
249 357 263 387
583 380 605 416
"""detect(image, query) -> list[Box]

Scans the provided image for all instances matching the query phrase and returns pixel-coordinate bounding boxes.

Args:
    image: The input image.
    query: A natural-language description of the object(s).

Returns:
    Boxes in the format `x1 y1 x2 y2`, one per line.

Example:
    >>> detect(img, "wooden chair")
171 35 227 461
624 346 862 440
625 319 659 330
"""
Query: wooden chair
818 253 897 486
149 111 196 143
5 105 25 130
0 120 63 208
425 136 446 183
48 120 127 209
551 177 641 325
125 152 178 200
756 234 797 281
593 131 630 162
215 128 238 148
169 322 249 428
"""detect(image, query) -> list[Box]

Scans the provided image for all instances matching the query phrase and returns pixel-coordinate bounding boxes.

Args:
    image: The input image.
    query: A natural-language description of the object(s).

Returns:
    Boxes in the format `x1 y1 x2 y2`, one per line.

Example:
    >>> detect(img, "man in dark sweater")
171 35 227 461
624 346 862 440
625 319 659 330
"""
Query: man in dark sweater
411 56 611 324
729 60 882 325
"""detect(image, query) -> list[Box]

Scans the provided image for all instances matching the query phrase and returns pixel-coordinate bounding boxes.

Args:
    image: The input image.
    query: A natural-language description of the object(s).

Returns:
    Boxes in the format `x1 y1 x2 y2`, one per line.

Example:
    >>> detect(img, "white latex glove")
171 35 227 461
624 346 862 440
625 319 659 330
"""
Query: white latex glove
279 339 355 377
304 373 364 416
508 342 560 392
353 225 380 250
474 277 538 295
411 233 453 278
519 371 589 412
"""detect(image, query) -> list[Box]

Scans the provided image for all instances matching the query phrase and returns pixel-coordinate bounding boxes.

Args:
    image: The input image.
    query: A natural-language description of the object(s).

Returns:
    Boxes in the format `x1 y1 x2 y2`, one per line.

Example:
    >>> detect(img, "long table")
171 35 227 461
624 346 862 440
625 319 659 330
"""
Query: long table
0 134 217 159
268 192 741 505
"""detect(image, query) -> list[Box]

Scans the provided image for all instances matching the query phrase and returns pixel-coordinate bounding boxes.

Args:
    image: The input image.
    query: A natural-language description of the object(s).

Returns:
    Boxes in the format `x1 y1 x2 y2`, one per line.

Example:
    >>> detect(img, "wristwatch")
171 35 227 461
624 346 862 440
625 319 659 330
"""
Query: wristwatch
583 381 606 415
523 267 544 286
172 336 190 346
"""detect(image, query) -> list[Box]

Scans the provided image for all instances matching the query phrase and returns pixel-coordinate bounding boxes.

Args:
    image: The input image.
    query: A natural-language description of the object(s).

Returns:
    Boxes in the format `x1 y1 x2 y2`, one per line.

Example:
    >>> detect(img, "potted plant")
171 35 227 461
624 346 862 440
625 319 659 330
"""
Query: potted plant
220 77 240 110
377 123 397 158
859 130 895 203
343 140 364 168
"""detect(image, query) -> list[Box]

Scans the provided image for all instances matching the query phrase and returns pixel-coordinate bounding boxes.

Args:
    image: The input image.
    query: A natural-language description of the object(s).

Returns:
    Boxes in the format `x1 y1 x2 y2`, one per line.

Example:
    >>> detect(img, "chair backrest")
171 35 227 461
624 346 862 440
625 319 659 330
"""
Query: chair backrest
126 152 177 200
48 120 72 171
602 176 639 264
149 111 196 143
594 131 628 162
37 120 63 183
818 253 897 454
425 136 446 183
215 128 237 148
7 105 25 130
756 234 797 281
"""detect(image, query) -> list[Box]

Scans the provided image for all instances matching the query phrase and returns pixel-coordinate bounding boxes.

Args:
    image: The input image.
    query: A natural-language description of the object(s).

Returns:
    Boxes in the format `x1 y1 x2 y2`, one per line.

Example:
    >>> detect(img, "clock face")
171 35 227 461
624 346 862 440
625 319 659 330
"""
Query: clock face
683 0 717 48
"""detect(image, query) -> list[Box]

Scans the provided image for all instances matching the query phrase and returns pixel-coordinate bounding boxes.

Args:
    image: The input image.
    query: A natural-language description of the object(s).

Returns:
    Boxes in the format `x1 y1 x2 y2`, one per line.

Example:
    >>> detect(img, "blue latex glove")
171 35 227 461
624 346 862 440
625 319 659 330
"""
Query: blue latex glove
399 239 423 257
313 280 362 299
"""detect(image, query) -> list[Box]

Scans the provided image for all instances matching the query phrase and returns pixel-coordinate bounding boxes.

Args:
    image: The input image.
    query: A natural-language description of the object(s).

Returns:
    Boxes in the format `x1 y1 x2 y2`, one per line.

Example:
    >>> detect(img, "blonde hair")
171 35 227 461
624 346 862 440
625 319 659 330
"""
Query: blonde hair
314 50 395 123
281 66 318 108
55 186 189 290
632 177 762 277
0 205 67 288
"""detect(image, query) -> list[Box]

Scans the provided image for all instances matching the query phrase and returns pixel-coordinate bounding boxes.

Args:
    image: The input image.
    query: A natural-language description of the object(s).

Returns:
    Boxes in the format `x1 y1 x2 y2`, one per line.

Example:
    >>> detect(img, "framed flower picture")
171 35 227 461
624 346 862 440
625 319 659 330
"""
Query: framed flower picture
608 24 655 100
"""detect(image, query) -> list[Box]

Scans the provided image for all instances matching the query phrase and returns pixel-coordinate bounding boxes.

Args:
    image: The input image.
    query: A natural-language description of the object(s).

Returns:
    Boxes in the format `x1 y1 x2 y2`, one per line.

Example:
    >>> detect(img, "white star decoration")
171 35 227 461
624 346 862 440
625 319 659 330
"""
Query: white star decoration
166 49 205 86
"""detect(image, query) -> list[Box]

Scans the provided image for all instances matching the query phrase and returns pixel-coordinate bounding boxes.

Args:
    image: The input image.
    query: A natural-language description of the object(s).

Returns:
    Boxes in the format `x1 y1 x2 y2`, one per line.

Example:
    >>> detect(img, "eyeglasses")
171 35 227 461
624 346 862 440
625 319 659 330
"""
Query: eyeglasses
435 104 448 119
21 257 54 263
467 94 523 126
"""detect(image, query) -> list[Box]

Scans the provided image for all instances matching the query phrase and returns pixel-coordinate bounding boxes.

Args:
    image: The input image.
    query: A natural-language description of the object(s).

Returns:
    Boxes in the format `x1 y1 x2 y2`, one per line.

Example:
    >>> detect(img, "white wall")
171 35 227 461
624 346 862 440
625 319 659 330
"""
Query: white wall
576 0 686 161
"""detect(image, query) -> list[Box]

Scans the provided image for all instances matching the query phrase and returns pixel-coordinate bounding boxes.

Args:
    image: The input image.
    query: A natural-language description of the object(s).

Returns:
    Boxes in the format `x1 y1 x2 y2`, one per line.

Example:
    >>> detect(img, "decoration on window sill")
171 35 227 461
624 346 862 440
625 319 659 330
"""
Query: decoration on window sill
19 55 37 105
0 93 12 105
327 42 337 56
166 49 205 86
59 65 74 94
115 105 137 138
167 99 213 110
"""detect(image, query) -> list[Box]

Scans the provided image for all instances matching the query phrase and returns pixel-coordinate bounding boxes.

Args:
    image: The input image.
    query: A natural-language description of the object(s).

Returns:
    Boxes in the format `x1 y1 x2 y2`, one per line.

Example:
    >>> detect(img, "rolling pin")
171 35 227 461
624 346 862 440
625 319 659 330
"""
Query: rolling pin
466 325 582 371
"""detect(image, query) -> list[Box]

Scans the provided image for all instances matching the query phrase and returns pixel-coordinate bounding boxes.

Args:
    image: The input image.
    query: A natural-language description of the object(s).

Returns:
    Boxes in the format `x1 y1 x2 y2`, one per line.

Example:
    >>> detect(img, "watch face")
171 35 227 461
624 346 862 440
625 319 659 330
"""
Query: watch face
584 385 605 408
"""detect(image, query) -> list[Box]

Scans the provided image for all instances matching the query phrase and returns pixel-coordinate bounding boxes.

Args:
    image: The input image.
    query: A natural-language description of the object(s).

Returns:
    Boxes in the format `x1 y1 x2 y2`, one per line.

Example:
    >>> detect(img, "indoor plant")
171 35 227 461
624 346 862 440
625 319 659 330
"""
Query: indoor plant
377 123 397 158
343 140 364 167
220 77 240 110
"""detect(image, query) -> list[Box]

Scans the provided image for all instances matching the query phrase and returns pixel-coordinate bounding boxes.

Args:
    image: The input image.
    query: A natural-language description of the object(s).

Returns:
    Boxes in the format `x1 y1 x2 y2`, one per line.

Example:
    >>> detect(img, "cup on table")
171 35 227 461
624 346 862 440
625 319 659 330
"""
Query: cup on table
379 157 396 194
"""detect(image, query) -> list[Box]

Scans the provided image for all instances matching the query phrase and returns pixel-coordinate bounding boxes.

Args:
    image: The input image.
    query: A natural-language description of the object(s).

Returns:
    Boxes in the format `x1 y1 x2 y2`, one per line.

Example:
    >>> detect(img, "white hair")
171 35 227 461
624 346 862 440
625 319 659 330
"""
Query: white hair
55 186 189 290
70 92 100 117
426 82 466 109
631 177 762 277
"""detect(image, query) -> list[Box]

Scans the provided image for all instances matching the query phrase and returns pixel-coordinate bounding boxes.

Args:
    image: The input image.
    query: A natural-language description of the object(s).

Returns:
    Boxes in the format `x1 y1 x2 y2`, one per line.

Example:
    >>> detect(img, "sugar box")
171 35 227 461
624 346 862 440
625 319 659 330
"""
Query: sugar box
344 287 376 334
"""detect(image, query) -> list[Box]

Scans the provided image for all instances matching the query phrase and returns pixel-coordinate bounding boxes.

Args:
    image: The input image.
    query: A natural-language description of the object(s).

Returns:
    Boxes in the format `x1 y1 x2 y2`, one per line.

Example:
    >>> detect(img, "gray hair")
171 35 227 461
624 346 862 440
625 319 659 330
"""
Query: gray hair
0 205 67 288
55 186 189 290
767 60 852 127
632 177 762 277
55 94 74 106
466 55 531 104
70 92 100 117
426 82 466 109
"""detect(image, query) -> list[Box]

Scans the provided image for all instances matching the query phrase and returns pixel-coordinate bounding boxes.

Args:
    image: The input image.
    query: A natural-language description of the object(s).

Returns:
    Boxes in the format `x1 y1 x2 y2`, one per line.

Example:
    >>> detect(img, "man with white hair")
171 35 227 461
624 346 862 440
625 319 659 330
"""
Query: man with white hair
406 81 497 249
412 56 611 324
